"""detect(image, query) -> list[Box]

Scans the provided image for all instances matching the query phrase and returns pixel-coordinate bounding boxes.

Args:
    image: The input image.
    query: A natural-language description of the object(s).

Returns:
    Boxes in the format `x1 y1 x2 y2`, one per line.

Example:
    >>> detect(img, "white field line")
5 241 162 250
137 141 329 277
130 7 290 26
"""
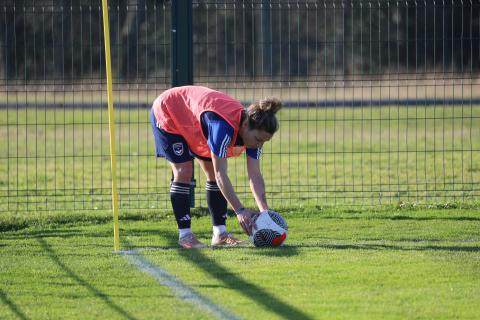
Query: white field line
120 250 240 320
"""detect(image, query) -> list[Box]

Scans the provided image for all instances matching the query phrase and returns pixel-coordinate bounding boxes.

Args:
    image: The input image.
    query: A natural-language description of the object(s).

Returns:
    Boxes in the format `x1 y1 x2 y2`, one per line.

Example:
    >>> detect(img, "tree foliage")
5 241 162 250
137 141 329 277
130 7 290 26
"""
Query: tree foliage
0 0 478 82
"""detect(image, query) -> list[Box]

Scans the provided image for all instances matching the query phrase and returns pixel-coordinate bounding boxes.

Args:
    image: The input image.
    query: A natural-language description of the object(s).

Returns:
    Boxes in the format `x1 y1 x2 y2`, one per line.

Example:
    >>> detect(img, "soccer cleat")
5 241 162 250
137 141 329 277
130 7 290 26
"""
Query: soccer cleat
211 232 245 247
178 233 207 249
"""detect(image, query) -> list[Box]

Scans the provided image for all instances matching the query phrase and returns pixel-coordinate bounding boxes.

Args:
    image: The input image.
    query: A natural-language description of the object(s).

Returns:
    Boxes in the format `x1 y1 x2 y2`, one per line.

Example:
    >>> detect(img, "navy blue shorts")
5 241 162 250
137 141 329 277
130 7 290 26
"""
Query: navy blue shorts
150 109 194 163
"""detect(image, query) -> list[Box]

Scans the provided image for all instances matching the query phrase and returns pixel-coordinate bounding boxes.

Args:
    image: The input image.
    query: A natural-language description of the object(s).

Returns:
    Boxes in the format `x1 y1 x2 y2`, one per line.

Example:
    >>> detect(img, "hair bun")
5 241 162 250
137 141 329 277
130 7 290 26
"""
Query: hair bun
259 98 282 115
246 97 282 134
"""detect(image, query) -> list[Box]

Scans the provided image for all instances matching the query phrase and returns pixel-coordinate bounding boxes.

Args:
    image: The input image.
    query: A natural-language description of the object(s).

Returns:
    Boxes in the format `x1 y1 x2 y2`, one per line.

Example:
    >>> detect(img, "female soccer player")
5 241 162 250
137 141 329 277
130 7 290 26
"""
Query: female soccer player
150 86 282 249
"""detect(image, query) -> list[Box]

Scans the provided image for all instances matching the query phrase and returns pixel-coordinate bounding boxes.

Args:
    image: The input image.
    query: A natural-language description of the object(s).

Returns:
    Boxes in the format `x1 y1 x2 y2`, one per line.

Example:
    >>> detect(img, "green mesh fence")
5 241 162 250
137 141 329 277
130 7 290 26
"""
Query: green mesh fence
0 0 478 212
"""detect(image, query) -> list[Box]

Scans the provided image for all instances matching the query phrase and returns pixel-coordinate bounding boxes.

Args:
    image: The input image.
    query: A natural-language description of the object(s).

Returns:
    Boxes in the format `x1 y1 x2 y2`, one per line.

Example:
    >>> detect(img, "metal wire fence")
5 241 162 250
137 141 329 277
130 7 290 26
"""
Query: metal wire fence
0 0 478 212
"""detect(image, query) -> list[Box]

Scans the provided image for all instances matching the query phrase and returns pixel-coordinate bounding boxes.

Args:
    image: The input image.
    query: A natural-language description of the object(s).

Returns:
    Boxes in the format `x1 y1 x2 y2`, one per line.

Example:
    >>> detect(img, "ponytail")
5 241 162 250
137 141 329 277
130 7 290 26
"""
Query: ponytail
246 98 282 134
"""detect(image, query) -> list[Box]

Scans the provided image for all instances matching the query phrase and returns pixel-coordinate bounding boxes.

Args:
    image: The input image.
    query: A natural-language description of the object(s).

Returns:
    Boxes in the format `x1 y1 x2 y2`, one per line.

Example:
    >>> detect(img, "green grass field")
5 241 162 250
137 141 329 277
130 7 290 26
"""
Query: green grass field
1 207 479 319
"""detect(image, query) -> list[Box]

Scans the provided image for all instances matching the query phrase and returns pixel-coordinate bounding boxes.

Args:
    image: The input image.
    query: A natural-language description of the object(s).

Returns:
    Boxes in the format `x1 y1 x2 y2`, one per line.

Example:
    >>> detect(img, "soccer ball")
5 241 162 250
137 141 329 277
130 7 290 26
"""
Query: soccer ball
250 210 288 247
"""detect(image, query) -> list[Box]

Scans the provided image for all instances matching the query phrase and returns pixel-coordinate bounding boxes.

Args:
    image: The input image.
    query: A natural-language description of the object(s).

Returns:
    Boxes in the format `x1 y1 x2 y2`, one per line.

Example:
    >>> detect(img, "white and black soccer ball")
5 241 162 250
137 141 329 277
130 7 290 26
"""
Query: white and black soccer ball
250 210 288 247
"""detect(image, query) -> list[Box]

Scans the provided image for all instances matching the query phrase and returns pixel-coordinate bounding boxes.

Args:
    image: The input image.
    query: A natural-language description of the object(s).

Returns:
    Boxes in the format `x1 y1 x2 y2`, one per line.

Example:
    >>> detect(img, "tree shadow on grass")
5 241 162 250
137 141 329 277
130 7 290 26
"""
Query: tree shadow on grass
1 229 104 240
0 289 30 320
124 230 314 320
386 215 480 222
124 228 301 257
316 215 480 222
289 242 480 253
37 237 138 320
220 245 301 258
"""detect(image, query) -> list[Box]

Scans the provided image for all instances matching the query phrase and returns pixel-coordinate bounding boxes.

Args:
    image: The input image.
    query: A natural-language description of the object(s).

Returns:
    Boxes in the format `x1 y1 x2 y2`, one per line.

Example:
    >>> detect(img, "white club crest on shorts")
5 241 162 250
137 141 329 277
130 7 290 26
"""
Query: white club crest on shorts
172 143 184 156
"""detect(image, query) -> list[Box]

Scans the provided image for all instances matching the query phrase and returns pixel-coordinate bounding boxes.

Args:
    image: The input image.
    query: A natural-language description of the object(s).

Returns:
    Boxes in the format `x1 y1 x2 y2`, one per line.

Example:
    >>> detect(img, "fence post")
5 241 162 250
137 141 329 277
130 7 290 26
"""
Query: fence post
171 0 195 207
262 0 272 76
171 0 193 85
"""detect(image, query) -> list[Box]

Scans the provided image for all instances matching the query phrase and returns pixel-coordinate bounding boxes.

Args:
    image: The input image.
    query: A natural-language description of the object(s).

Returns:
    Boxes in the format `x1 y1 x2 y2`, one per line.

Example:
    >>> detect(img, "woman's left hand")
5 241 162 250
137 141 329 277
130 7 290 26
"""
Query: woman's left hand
236 208 257 236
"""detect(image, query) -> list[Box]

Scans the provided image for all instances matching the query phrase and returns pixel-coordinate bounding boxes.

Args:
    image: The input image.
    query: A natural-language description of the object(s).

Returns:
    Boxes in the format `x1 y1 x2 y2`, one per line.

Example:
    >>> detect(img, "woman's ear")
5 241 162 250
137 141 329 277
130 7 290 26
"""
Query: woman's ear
242 118 249 129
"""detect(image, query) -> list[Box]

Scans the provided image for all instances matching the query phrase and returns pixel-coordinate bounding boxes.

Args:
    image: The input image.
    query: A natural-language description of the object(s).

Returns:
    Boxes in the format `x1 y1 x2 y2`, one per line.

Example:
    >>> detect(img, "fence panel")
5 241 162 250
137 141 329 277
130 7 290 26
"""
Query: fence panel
0 0 478 212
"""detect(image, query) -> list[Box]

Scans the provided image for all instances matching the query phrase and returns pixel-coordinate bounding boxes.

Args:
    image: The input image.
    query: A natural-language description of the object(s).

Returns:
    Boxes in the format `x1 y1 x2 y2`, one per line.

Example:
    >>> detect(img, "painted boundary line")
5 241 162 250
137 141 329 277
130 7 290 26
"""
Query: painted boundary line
120 250 240 320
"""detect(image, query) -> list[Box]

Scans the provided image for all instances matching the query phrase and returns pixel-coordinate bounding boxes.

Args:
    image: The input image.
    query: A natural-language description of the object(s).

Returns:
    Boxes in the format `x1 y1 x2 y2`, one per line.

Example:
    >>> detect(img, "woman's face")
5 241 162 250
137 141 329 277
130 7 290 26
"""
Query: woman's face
240 125 273 149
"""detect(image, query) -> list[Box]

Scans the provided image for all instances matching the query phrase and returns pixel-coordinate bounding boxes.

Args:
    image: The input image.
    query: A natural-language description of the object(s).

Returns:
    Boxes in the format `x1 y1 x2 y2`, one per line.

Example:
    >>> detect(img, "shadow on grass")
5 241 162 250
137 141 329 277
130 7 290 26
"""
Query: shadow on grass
125 231 313 320
290 242 480 252
123 228 301 258
312 215 480 221
2 229 114 241
2 229 83 240
37 237 138 320
239 245 300 257
131 237 480 253
387 215 480 222
0 289 29 320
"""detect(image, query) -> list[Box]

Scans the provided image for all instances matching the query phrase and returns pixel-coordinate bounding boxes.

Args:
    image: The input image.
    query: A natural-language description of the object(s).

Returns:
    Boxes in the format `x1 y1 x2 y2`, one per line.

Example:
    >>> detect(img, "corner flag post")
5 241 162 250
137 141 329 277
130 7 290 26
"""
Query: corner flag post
101 0 120 251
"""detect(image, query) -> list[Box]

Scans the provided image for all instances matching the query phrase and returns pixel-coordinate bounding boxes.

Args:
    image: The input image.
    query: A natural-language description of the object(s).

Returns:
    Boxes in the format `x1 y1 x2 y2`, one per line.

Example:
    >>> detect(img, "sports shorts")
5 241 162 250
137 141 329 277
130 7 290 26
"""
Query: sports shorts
150 109 194 163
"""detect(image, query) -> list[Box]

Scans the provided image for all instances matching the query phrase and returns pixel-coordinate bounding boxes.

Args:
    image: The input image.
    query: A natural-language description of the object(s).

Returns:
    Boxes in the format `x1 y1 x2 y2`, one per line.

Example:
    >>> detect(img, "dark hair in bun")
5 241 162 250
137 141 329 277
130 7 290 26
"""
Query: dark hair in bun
246 98 282 134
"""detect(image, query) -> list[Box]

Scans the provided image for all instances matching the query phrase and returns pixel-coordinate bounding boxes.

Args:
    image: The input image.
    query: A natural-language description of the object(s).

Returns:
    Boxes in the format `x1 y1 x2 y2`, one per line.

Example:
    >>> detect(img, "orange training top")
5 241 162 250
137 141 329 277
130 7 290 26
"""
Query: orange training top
152 86 246 158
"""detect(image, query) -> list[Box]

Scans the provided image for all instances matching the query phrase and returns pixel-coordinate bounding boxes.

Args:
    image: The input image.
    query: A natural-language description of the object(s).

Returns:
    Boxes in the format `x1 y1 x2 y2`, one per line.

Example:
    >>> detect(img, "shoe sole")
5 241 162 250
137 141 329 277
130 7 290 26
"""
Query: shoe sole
211 241 246 247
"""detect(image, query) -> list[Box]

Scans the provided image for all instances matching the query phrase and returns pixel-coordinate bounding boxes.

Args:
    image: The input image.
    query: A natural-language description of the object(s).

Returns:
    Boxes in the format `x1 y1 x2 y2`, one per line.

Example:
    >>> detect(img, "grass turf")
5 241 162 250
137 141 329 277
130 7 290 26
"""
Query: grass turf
1 206 479 319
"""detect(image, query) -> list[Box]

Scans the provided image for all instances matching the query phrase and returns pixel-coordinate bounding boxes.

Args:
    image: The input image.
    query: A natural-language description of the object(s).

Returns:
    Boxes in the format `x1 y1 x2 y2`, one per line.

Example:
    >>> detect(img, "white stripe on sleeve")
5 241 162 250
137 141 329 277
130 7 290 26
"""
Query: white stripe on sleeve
219 135 231 158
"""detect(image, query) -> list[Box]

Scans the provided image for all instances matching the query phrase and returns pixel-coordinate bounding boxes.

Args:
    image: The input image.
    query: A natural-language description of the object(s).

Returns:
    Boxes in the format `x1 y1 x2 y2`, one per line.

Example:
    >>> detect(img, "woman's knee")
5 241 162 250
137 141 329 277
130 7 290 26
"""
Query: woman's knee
171 162 193 183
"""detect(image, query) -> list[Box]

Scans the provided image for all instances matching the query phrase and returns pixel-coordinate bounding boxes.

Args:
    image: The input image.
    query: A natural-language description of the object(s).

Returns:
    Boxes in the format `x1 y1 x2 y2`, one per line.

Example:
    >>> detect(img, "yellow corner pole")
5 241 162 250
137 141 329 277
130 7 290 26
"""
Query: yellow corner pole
101 0 120 251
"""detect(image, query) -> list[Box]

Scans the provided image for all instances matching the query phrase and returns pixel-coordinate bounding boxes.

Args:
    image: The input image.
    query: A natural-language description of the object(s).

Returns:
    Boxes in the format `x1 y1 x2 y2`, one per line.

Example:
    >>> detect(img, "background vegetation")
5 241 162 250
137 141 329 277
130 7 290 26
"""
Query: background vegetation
0 0 479 82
